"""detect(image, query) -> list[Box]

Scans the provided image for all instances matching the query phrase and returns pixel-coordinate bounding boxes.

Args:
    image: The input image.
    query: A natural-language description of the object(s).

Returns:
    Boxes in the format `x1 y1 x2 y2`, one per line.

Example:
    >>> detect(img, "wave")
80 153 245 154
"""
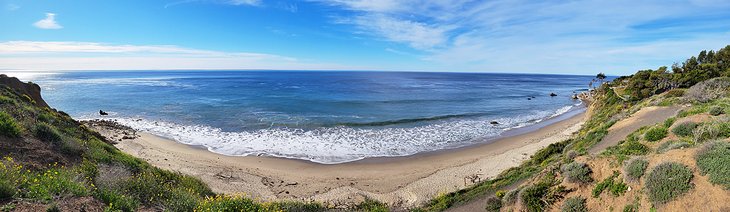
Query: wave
331 112 489 127
106 103 582 164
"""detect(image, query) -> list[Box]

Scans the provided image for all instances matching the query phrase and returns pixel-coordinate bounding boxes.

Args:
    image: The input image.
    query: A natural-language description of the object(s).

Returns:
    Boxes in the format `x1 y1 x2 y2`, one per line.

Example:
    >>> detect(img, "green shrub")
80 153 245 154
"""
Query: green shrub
561 196 587 212
484 196 502 212
356 199 388 212
693 120 730 143
502 189 519 205
592 171 628 198
644 126 668 142
46 203 59 212
672 122 698 137
656 140 691 153
0 179 15 199
95 188 140 212
519 182 550 212
561 162 592 184
519 177 568 212
195 195 261 211
645 162 693 204
663 117 676 128
623 158 649 181
34 122 63 143
709 106 725 116
665 89 685 97
0 112 22 137
695 141 730 189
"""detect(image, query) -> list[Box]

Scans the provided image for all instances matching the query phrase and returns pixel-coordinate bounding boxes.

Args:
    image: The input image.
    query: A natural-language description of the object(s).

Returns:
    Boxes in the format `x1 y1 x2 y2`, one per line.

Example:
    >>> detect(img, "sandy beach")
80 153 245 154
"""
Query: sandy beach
90 112 585 208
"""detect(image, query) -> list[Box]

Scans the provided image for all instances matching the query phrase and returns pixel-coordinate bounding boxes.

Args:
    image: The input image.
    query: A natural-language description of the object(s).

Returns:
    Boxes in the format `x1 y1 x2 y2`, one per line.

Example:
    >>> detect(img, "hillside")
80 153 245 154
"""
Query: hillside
0 45 728 212
0 75 347 211
423 45 730 212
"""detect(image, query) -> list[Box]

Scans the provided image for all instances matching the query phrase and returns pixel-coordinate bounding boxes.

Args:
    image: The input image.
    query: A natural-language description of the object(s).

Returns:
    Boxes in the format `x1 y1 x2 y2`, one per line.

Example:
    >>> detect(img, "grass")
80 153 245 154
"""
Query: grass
623 158 648 181
519 177 568 212
561 196 587 212
709 105 725 116
34 122 63 144
591 171 628 198
0 111 22 137
655 140 691 154
561 162 593 184
644 126 668 142
0 157 88 202
692 118 730 143
695 141 730 189
645 162 693 204
671 122 698 137
484 197 502 212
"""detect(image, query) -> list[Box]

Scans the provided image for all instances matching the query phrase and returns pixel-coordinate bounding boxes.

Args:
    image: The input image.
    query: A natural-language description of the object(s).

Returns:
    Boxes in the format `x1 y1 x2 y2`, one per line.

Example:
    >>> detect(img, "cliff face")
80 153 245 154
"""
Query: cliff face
0 74 49 108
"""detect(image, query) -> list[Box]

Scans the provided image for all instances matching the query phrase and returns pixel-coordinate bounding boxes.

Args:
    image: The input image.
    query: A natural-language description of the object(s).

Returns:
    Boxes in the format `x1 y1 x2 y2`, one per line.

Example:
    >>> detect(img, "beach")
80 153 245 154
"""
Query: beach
90 111 585 208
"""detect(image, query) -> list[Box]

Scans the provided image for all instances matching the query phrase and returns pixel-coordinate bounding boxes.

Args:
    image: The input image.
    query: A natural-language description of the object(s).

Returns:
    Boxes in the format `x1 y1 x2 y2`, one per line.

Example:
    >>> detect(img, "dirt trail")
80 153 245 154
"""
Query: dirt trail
447 106 681 211
588 106 682 155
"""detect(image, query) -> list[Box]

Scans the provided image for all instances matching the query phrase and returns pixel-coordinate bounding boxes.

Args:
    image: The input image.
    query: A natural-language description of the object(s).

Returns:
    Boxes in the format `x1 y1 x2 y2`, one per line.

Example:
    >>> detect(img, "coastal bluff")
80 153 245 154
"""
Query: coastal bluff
0 74 49 108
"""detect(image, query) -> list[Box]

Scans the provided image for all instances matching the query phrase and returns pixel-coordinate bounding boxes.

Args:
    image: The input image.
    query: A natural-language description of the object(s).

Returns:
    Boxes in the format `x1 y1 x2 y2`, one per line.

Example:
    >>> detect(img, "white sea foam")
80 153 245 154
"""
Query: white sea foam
105 104 581 164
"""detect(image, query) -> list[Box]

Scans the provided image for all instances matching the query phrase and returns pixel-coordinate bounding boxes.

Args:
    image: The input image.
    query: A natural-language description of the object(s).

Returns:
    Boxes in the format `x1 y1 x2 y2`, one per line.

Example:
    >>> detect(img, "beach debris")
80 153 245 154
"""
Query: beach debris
99 110 109 115
490 121 499 125
550 92 558 97
464 173 483 186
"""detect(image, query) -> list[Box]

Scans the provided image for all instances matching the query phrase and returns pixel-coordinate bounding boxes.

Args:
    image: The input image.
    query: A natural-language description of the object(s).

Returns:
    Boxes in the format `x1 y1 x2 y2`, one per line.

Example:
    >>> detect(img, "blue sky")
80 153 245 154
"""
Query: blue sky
1 0 729 75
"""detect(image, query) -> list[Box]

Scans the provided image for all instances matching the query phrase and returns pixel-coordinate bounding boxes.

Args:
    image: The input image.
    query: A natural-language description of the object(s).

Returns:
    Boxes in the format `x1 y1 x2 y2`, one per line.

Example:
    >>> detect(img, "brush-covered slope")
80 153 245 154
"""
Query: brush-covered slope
0 75 333 212
418 45 730 212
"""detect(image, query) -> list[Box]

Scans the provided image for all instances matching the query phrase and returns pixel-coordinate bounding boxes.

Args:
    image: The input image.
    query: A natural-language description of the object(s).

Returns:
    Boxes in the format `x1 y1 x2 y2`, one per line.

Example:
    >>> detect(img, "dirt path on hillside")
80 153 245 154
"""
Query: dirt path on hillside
588 106 682 155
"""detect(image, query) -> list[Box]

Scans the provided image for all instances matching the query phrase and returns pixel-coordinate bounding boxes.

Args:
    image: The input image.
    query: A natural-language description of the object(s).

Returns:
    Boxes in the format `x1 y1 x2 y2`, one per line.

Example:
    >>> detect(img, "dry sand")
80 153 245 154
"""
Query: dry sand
92 113 585 208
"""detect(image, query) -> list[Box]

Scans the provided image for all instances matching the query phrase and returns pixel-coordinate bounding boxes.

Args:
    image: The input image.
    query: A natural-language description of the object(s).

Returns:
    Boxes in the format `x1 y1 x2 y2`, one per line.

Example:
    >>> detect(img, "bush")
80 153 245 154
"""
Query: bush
645 162 693 204
484 196 502 212
561 196 587 212
94 188 139 212
665 89 685 97
709 106 725 116
656 140 691 154
195 195 261 211
0 112 22 137
34 122 63 143
693 119 730 143
519 182 550 212
695 141 730 189
623 158 649 181
592 171 628 198
672 122 698 137
684 77 730 103
561 162 593 184
0 179 15 199
663 117 676 128
502 189 519 205
355 199 388 212
644 126 668 142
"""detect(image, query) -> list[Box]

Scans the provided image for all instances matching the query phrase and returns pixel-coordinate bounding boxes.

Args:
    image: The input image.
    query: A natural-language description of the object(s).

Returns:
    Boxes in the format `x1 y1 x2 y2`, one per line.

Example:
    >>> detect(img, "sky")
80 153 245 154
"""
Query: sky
1 0 729 75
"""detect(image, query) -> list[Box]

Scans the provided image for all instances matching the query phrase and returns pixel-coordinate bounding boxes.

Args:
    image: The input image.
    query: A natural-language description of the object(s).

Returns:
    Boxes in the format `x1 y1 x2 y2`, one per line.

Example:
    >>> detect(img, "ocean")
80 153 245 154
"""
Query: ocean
17 71 593 164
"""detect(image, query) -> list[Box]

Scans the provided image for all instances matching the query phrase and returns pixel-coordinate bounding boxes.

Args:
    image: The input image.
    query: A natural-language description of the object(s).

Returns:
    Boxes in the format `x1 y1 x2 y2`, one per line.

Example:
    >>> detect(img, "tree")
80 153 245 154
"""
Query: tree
595 72 607 85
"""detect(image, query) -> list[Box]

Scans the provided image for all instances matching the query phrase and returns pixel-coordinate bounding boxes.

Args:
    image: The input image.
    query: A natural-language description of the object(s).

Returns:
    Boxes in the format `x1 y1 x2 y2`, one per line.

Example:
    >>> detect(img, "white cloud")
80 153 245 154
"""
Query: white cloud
165 0 261 8
0 41 361 71
316 0 730 75
228 0 261 6
33 13 62 29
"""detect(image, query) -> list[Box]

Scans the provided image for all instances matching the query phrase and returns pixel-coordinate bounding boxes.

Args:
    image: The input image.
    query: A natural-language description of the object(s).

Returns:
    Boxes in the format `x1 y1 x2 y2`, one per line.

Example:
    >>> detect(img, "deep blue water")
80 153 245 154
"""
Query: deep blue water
19 71 593 163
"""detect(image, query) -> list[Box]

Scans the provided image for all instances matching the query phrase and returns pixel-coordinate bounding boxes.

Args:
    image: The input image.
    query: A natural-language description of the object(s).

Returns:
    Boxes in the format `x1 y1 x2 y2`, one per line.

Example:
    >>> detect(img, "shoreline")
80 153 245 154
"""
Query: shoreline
90 111 586 207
